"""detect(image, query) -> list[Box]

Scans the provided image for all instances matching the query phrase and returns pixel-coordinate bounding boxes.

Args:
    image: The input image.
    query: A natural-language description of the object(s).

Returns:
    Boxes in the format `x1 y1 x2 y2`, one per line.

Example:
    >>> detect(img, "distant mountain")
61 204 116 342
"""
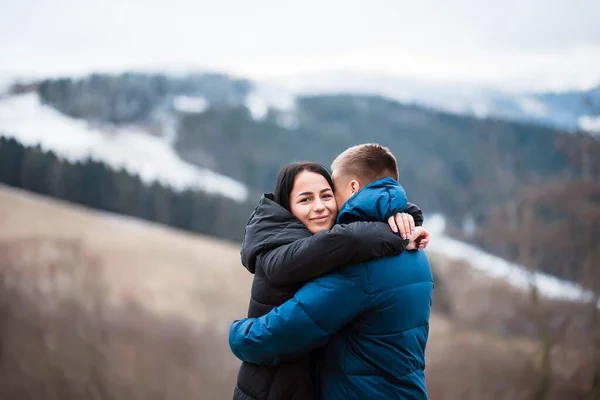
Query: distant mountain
268 71 600 133
0 71 573 218
533 86 600 131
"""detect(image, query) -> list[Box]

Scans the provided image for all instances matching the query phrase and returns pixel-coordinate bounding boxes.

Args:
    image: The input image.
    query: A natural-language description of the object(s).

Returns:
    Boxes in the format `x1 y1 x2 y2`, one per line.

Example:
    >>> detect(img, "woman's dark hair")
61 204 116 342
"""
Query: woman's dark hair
274 161 335 212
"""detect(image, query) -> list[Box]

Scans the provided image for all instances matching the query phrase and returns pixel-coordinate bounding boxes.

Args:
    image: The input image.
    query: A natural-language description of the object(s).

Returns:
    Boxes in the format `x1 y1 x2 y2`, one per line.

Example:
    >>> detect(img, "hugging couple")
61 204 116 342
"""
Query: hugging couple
229 143 433 400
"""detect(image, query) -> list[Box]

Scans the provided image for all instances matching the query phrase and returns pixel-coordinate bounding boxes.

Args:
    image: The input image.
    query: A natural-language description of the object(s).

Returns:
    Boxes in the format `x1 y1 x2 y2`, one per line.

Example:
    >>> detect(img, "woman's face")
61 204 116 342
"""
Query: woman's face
289 171 338 234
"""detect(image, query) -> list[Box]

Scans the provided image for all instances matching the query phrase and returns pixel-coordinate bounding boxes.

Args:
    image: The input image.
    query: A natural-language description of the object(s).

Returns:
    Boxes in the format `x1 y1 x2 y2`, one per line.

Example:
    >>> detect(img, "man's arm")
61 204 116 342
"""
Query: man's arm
229 273 368 365
260 222 405 286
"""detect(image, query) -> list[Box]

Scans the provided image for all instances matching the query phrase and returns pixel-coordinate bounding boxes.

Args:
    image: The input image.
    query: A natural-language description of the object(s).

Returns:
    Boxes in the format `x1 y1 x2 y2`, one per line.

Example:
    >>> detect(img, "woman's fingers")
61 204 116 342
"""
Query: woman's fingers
391 213 413 239
389 213 417 240
407 214 415 236
396 214 408 239
402 213 415 239
387 215 399 233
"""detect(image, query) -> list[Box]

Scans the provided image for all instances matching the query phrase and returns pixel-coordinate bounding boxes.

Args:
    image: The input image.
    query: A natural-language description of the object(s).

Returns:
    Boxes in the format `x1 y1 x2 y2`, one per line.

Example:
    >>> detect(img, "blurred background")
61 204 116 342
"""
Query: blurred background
1 0 599 399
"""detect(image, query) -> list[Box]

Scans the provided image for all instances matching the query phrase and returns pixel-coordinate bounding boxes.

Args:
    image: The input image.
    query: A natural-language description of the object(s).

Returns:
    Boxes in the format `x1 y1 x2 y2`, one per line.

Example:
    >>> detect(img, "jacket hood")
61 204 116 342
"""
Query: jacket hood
336 177 408 224
240 194 304 274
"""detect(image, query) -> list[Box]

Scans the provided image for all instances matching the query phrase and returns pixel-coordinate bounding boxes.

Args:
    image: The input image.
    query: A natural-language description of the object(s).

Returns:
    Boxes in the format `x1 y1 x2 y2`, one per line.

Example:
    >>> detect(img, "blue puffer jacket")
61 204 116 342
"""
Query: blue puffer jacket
230 178 434 400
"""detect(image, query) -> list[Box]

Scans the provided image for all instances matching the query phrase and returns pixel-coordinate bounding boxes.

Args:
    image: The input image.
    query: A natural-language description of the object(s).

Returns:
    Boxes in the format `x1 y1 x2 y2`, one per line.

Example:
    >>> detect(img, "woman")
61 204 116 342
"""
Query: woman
233 161 427 400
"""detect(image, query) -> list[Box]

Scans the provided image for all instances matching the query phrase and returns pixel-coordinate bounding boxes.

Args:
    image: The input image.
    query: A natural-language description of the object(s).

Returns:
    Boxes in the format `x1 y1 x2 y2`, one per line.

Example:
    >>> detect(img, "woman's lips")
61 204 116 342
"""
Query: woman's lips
311 215 330 222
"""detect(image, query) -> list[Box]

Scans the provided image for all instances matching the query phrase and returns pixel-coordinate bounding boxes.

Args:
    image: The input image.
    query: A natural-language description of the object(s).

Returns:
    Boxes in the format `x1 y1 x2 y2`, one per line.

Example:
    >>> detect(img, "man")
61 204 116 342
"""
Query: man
230 144 434 399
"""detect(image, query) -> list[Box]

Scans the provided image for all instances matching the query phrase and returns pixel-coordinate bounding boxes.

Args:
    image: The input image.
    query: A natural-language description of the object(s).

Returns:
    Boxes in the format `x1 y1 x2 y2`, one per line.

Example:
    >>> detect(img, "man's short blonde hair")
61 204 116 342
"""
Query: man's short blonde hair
331 143 399 185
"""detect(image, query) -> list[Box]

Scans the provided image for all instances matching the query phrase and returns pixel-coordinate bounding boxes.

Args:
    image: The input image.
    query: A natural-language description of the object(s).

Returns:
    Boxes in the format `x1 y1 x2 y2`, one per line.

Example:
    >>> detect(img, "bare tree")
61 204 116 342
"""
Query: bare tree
558 133 600 400
523 133 600 400
472 127 582 400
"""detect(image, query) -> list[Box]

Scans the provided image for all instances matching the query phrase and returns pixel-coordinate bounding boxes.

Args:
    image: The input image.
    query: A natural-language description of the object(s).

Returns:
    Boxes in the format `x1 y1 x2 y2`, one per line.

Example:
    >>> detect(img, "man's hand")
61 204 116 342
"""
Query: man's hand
405 227 431 250
387 213 414 240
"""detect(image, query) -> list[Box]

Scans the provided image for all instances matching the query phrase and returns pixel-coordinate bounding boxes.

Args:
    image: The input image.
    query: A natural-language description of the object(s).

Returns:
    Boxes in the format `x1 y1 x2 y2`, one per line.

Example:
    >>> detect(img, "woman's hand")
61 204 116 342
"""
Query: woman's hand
387 213 415 240
405 227 431 250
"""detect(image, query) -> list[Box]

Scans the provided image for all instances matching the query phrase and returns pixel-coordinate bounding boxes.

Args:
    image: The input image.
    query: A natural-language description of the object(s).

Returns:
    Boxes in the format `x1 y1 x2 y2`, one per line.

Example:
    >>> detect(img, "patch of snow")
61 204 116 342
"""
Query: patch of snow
434 100 468 115
245 82 297 122
424 214 594 304
461 214 477 238
0 72 19 94
0 93 248 201
245 93 270 121
243 82 301 126
0 81 10 95
276 112 300 130
151 108 179 145
579 115 600 133
471 102 489 118
173 95 209 114
517 96 548 117
425 214 446 236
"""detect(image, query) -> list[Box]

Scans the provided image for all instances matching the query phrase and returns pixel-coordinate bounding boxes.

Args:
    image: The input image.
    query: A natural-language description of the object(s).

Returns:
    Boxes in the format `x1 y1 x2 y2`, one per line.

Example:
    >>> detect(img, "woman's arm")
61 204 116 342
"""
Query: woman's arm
405 202 424 227
387 202 424 239
260 221 406 286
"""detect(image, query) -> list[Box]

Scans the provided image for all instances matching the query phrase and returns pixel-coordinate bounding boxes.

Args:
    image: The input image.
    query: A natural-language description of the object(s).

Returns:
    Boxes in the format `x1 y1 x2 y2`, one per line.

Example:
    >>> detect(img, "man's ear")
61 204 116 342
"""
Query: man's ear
350 180 361 194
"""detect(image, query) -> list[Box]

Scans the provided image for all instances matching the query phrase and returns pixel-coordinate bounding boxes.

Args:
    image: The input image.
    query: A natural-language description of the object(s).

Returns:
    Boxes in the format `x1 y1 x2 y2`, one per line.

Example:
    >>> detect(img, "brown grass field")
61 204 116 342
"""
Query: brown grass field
0 184 591 399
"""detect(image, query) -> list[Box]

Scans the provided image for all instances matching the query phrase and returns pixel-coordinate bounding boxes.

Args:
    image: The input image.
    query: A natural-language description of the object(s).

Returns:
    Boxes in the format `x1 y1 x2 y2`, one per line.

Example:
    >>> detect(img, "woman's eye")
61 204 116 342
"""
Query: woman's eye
322 194 333 199
300 198 311 203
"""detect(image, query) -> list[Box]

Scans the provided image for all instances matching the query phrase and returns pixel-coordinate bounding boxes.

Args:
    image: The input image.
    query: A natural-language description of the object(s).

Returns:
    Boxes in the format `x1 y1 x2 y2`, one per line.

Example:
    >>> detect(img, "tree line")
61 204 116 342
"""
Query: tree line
0 136 258 242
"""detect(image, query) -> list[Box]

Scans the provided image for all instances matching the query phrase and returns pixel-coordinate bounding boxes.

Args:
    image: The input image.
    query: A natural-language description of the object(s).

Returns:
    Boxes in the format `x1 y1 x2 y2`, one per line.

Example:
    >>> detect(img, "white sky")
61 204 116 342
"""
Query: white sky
1 0 599 91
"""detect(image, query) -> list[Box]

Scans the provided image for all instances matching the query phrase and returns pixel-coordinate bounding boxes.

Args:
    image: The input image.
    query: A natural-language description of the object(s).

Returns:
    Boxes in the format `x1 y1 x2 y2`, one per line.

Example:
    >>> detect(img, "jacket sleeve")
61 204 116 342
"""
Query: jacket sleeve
229 273 367 365
404 202 424 227
260 221 406 286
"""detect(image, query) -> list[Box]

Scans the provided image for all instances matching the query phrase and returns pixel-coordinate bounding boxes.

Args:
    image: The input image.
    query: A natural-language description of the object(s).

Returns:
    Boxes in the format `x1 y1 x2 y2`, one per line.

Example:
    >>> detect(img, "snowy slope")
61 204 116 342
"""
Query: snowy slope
0 93 248 201
424 214 594 304
580 115 600 134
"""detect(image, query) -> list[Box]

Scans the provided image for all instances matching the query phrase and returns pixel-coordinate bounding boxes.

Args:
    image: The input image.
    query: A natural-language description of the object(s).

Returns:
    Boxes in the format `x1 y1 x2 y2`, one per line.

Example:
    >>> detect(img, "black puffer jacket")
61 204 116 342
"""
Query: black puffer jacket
233 194 423 400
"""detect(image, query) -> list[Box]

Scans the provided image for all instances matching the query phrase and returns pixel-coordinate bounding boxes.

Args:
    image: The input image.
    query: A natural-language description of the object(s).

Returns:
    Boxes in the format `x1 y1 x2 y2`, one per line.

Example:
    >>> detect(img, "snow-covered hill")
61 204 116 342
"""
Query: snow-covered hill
0 92 248 201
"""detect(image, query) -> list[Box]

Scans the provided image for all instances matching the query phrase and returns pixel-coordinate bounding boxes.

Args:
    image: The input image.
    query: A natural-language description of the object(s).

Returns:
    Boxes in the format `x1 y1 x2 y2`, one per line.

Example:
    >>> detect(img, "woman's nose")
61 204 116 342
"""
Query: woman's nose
313 199 325 211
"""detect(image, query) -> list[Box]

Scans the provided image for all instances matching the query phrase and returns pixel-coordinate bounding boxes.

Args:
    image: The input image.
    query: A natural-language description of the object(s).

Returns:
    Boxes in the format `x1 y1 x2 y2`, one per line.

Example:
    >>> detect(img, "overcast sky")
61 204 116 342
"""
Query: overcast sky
1 0 599 91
